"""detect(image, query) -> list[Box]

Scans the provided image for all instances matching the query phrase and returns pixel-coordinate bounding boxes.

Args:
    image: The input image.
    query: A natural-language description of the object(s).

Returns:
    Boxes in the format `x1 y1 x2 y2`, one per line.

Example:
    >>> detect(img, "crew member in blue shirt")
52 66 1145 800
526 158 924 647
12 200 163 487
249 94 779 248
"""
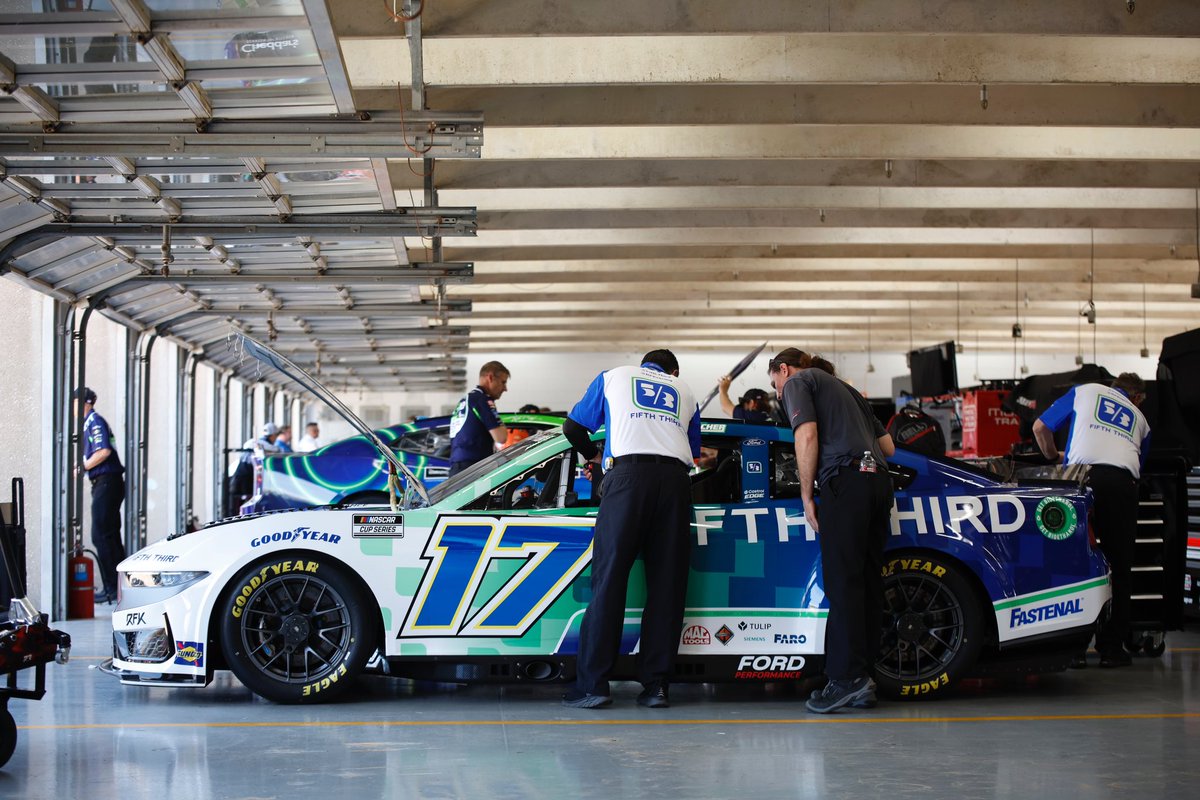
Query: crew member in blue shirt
448 361 510 476
717 375 772 424
1034 372 1151 668
561 349 701 709
74 387 126 605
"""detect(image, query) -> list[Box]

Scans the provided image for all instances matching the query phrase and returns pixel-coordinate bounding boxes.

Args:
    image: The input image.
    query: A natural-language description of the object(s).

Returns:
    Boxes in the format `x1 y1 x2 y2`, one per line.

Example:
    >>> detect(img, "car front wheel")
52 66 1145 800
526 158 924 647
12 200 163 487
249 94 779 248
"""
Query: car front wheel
219 554 374 703
875 554 985 699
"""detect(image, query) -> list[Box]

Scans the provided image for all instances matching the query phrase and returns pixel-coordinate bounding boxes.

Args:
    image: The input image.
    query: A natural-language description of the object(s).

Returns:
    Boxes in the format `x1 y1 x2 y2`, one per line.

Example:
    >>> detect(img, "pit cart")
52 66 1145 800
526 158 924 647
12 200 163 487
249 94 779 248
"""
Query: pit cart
0 478 71 769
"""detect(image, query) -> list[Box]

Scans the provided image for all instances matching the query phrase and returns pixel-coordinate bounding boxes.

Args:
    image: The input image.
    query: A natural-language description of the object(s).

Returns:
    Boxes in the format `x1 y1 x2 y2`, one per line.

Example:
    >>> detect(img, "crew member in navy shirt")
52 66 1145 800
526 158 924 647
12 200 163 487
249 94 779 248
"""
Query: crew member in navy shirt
1034 372 1151 668
74 387 126 604
561 349 701 709
448 361 510 476
717 375 772 424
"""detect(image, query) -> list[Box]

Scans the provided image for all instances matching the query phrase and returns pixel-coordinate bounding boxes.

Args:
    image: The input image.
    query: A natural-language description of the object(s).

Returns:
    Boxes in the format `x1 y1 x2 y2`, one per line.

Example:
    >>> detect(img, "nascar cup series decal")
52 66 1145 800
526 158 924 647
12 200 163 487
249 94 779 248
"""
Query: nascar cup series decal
351 514 404 538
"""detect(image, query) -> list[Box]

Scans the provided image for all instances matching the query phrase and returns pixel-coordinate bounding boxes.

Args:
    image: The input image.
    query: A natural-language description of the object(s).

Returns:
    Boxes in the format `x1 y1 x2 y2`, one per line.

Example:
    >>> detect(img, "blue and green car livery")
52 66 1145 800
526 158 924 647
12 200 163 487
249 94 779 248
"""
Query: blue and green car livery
242 413 566 514
111 418 1110 704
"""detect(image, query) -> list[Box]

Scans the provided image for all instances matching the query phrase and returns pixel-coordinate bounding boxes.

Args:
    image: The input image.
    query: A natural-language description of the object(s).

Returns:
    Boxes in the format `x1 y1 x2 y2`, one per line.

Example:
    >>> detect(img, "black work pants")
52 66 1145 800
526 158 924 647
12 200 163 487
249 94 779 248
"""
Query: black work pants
817 466 894 681
91 473 126 595
1088 464 1138 653
574 461 692 694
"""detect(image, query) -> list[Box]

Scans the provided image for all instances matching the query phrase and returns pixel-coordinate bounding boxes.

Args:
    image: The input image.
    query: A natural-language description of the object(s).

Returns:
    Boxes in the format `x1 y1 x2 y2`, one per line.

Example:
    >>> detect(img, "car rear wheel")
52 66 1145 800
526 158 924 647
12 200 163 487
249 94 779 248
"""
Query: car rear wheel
875 554 985 699
219 554 374 703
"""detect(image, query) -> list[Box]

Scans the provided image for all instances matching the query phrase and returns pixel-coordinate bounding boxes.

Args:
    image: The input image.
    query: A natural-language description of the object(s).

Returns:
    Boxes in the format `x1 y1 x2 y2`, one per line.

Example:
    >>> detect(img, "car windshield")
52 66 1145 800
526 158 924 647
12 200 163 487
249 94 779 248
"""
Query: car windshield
424 430 562 506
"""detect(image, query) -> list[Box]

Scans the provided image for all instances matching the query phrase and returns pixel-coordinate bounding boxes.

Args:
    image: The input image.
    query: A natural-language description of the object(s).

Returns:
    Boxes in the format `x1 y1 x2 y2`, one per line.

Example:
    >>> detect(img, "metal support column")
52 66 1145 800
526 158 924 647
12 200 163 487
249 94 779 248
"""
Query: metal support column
212 369 230 521
49 302 74 621
69 303 98 559
136 334 157 550
122 327 141 552
174 350 198 534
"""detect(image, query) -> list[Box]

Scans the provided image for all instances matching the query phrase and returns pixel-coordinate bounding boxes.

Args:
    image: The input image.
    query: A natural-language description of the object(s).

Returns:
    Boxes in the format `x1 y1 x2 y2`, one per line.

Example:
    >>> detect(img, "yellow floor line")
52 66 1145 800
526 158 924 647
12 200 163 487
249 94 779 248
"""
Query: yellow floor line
18 712 1200 732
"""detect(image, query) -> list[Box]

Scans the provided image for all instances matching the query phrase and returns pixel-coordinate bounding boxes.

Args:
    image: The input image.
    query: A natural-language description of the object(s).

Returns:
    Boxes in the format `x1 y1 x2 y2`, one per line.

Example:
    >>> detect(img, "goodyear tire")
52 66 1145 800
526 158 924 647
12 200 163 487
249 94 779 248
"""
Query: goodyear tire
219 554 374 704
0 706 15 769
875 554 985 700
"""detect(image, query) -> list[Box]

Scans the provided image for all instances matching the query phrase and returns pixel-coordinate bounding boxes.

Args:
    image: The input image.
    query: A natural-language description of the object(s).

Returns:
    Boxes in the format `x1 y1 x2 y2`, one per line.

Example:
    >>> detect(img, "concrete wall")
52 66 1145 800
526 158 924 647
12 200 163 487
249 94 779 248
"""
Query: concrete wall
0 280 48 608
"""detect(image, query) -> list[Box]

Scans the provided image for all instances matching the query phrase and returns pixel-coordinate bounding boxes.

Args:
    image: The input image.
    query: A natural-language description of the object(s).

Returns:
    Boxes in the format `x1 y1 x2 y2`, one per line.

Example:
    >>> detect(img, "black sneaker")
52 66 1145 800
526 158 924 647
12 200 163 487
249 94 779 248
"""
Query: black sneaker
1068 653 1088 669
637 685 670 709
1099 649 1133 669
805 677 874 714
562 688 612 709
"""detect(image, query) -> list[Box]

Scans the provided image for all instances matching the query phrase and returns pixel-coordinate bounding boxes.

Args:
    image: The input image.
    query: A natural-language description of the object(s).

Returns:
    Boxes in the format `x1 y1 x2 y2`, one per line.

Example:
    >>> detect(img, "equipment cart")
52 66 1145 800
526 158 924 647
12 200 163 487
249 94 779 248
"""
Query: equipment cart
0 478 71 768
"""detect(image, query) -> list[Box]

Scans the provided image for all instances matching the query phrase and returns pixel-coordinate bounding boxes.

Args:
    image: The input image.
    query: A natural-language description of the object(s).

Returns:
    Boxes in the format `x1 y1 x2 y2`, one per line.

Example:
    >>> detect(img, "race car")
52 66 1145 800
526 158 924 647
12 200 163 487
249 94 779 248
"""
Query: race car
242 412 566 513
107 340 1110 704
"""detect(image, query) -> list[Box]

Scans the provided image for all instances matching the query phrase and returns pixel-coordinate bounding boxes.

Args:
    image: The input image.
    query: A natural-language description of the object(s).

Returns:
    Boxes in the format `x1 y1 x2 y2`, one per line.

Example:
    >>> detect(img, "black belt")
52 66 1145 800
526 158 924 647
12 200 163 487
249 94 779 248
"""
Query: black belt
90 473 121 484
613 454 687 467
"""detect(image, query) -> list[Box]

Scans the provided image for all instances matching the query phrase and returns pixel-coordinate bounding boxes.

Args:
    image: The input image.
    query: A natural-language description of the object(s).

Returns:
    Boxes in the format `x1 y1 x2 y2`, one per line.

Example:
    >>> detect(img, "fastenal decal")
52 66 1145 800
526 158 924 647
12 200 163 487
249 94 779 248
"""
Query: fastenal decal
174 641 204 668
250 527 342 548
993 577 1110 643
352 514 404 538
681 625 711 645
1009 598 1083 628
735 655 806 679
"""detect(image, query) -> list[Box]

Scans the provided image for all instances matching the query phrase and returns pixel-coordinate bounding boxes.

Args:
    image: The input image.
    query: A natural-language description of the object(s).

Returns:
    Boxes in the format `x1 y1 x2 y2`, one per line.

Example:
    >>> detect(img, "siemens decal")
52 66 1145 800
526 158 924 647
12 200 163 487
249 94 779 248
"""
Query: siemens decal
1009 598 1084 628
690 494 1029 545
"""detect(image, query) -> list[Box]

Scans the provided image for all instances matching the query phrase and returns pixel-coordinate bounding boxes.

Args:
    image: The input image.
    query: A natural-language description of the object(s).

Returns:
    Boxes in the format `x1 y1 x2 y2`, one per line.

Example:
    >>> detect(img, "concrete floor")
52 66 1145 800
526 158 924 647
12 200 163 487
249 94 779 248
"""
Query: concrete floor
4 619 1199 800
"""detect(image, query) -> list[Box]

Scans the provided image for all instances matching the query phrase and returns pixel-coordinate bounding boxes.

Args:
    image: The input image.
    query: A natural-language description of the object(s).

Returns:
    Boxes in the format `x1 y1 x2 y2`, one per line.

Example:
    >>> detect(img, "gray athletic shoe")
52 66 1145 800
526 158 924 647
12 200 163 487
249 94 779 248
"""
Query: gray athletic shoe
562 688 613 708
806 677 874 714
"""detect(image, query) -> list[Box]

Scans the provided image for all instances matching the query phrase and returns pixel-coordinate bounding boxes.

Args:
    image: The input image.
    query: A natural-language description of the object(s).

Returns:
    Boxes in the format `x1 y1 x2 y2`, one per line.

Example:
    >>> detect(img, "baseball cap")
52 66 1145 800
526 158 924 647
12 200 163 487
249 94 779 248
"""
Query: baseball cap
262 422 279 436
72 386 98 404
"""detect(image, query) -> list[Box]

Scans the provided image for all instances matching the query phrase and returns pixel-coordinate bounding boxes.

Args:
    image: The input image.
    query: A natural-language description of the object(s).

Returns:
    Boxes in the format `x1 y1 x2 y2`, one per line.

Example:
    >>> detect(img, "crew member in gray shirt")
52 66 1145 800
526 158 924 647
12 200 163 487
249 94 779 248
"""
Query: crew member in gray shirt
769 347 895 713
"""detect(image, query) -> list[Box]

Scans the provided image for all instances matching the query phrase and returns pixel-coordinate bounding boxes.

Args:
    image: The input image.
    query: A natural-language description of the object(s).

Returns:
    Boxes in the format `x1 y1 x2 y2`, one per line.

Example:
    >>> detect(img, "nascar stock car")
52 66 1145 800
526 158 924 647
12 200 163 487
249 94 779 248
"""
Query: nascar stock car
107 339 1111 704
242 412 566 514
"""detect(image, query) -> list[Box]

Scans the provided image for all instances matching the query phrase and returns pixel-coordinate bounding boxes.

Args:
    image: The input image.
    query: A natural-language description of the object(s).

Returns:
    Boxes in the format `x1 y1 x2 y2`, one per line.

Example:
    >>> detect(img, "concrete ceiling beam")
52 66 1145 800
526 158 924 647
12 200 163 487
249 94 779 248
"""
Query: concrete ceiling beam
328 0 1200 37
344 34 1200 88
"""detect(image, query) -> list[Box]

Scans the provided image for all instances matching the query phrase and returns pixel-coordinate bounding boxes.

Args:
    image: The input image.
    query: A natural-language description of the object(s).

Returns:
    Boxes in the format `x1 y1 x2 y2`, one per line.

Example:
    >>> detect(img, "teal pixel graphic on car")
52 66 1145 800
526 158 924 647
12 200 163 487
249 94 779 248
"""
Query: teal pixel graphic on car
108 335 1110 704
244 413 566 513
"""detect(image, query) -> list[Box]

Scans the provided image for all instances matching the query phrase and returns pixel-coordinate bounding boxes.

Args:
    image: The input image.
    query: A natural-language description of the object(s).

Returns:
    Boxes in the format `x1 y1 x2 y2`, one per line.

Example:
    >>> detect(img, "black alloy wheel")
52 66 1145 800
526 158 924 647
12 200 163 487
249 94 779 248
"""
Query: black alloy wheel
220 556 373 703
875 555 984 699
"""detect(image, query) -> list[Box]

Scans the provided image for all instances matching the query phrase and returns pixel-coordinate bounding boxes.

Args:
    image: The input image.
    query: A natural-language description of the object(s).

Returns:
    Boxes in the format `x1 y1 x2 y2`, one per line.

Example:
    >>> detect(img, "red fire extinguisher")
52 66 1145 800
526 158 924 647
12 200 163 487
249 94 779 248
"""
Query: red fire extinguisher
68 547 94 620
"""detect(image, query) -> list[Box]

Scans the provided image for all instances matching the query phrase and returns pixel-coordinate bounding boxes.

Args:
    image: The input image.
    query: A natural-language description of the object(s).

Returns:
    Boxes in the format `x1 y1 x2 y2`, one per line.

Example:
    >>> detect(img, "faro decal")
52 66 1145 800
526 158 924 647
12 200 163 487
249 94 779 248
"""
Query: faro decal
1035 497 1077 541
231 561 319 619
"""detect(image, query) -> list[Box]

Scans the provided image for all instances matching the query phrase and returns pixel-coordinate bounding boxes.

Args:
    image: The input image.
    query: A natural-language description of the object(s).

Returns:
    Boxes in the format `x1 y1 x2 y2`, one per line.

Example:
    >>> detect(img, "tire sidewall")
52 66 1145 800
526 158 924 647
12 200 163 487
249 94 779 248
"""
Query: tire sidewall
219 553 373 704
875 553 986 700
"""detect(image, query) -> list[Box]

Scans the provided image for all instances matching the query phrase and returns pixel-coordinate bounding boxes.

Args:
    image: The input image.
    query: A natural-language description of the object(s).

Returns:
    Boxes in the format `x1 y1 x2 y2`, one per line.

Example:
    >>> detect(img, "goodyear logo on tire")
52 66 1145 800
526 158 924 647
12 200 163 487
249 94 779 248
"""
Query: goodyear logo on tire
1035 497 1077 541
